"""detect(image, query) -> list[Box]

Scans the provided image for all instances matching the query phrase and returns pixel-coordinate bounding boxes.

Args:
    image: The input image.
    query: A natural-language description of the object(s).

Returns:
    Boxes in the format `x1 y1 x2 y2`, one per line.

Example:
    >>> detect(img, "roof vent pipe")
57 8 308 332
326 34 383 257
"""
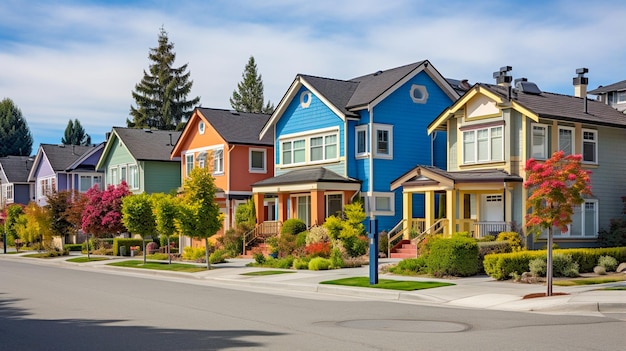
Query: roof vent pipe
573 68 589 113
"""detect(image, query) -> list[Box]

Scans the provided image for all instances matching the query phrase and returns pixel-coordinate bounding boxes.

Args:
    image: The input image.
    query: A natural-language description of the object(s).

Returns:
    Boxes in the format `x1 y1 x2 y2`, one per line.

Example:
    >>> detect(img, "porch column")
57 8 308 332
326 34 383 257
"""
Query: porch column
253 192 264 225
402 191 412 239
505 186 512 223
277 193 289 222
425 191 435 232
311 190 325 226
446 190 455 235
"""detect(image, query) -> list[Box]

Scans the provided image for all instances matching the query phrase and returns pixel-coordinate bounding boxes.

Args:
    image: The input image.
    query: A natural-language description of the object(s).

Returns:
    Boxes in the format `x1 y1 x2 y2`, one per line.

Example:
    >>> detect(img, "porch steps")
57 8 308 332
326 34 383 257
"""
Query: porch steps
242 243 272 258
389 240 417 259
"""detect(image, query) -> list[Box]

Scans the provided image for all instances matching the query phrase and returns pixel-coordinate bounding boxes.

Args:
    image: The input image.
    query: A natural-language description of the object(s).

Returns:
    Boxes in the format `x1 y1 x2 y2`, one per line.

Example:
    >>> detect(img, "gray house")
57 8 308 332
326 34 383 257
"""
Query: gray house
589 79 626 113
0 155 35 209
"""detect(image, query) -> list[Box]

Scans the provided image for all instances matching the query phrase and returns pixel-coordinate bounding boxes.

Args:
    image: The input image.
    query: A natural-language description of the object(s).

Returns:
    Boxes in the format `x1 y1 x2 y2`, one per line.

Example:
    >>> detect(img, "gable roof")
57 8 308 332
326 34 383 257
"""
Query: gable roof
0 155 34 183
253 167 361 187
40 144 97 171
430 82 626 133
588 79 626 95
298 75 360 118
391 165 522 191
110 127 181 162
197 108 273 145
65 142 105 171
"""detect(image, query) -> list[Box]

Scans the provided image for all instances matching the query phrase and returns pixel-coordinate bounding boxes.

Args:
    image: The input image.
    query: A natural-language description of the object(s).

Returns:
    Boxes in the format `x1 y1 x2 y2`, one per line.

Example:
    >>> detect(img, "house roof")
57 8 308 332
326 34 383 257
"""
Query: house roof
391 165 522 190
0 155 34 183
65 142 105 171
40 144 98 171
298 75 360 118
196 108 273 145
588 79 626 94
112 127 181 161
253 167 361 187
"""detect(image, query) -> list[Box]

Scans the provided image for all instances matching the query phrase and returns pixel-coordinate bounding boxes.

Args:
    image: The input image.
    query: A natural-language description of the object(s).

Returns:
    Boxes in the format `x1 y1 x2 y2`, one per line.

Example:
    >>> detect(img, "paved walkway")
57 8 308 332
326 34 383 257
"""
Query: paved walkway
2 252 625 318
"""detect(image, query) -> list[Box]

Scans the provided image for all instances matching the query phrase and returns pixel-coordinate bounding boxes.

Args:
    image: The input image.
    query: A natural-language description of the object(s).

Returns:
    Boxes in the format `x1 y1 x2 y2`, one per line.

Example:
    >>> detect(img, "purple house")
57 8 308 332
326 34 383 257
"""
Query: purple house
0 156 35 209
28 143 105 206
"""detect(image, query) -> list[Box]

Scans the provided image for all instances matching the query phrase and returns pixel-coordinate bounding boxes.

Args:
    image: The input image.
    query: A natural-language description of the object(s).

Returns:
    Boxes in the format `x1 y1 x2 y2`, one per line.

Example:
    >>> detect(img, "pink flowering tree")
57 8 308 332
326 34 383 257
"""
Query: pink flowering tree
81 182 131 256
524 151 591 295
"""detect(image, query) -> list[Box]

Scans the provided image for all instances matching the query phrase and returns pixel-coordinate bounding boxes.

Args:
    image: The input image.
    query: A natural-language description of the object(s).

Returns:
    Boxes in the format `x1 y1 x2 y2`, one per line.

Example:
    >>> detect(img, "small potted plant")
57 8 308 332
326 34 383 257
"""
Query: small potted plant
265 237 279 259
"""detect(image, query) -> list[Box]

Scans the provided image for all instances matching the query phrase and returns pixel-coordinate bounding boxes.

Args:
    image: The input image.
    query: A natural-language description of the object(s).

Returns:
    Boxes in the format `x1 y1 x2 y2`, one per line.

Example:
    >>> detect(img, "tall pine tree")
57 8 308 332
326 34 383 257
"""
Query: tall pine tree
230 56 274 114
0 98 33 157
62 119 92 145
128 27 200 130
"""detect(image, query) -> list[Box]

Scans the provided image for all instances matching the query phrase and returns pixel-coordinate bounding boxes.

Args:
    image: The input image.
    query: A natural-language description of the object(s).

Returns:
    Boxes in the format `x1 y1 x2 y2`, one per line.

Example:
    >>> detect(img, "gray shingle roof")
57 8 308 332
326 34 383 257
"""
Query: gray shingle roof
196 108 273 145
41 144 98 171
482 83 626 128
588 80 626 95
0 156 34 183
396 165 522 188
298 75 359 117
113 127 181 161
253 167 361 187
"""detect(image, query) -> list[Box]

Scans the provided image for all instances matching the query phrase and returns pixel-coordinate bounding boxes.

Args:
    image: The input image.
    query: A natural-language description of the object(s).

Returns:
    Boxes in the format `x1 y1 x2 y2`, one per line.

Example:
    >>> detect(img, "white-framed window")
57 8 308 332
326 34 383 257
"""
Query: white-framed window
548 200 598 238
213 148 224 174
410 84 429 104
185 154 194 178
128 165 139 189
462 125 503 164
3 184 14 202
79 175 102 192
38 176 56 198
293 195 311 226
326 193 343 218
374 124 393 159
531 124 548 159
355 125 368 157
582 129 597 164
120 166 127 183
110 167 118 184
617 91 626 104
362 192 395 216
280 129 339 166
198 121 205 134
300 90 312 108
558 126 574 156
249 148 266 173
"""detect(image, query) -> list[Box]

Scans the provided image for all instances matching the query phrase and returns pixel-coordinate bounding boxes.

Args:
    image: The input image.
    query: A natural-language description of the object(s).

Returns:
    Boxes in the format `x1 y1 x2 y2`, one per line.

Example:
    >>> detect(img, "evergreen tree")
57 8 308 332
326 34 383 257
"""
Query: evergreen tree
230 56 274 114
0 98 33 157
61 119 92 145
128 27 200 130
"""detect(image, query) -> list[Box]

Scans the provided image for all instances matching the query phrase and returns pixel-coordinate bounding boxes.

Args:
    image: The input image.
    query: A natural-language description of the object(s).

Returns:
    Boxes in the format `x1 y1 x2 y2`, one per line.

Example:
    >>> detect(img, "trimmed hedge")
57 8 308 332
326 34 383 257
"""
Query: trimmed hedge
426 236 479 277
64 244 83 252
484 246 626 280
113 238 144 256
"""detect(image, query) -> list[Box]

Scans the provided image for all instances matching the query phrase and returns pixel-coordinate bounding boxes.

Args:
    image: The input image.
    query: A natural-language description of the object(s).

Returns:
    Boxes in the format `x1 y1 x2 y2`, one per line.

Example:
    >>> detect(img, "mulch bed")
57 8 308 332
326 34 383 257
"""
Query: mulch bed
523 292 569 299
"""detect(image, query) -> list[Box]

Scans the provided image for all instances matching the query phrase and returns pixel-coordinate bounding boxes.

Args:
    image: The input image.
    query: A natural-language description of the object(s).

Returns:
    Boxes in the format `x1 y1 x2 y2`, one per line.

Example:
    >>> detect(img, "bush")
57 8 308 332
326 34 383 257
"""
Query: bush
597 255 618 272
261 256 294 269
308 257 332 270
330 247 344 268
477 241 511 273
378 231 389 255
253 250 265 264
496 232 523 251
64 244 83 252
598 218 626 247
113 238 144 256
160 235 179 248
483 251 543 280
276 232 297 257
305 242 331 258
281 218 307 236
218 229 243 257
426 236 479 277
209 249 228 264
293 257 310 270
529 257 546 277
306 226 329 245
342 235 368 258
390 257 428 275
553 253 579 277
182 247 206 262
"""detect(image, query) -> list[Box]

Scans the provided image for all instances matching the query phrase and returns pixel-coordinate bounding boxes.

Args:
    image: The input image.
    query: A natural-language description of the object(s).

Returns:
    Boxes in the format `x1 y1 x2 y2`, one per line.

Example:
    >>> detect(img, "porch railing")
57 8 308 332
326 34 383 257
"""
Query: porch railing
386 218 427 258
473 221 511 238
242 221 282 255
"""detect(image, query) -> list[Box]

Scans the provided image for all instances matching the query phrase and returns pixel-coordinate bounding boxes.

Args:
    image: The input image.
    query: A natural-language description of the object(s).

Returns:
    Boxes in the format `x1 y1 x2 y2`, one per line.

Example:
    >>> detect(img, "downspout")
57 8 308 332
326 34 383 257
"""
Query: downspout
227 144 235 229
368 104 375 220
431 131 438 166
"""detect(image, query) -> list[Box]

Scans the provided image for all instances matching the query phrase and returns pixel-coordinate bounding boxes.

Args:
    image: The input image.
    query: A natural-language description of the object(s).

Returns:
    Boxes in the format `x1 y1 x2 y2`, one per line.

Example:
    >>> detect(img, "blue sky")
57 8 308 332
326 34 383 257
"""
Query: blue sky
1 0 625 153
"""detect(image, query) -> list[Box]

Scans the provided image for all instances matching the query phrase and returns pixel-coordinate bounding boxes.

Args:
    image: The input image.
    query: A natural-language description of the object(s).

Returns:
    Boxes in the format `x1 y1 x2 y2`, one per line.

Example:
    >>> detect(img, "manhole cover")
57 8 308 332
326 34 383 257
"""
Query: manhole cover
336 319 470 333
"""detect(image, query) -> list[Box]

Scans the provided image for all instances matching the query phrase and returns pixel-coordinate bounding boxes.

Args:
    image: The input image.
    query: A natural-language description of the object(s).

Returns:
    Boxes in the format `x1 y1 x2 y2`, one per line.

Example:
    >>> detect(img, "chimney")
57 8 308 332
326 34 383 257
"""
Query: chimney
573 68 589 113
493 66 513 87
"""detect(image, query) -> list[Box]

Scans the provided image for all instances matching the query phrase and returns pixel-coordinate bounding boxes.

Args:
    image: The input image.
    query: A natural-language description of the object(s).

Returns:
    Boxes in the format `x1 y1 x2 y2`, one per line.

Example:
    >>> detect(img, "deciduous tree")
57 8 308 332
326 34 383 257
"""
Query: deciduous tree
0 98 33 157
524 150 591 296
122 193 156 264
15 202 52 251
230 56 274 114
152 193 179 263
4 204 24 247
128 27 200 131
82 182 131 238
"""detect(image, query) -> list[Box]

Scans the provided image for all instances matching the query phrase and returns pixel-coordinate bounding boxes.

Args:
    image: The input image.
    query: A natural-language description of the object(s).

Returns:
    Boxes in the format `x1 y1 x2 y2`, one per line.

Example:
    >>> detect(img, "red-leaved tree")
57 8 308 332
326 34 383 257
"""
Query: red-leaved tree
524 150 591 296
81 182 131 240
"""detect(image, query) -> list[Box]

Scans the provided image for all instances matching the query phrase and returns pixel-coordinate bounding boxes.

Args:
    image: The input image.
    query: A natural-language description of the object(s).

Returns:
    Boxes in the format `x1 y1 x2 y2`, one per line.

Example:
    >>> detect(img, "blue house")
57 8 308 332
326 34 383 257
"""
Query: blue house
251 60 460 234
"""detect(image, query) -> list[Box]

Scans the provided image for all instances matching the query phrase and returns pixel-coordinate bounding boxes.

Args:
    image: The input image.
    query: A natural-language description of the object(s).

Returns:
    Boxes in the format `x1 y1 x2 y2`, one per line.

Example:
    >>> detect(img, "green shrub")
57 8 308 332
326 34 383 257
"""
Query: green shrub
209 249 228 264
253 251 265 264
597 255 618 271
477 241 511 273
390 257 427 275
218 228 243 257
293 257 310 270
276 232 297 257
553 253 579 277
113 238 144 256
496 232 523 251
148 253 169 260
281 218 307 235
426 236 479 277
330 247 344 268
559 247 626 272
296 231 308 249
529 257 546 277
306 226 329 245
308 257 332 270
182 246 206 261
342 235 368 257
483 251 544 280
262 256 294 269
378 231 389 255
598 218 626 247
64 244 83 252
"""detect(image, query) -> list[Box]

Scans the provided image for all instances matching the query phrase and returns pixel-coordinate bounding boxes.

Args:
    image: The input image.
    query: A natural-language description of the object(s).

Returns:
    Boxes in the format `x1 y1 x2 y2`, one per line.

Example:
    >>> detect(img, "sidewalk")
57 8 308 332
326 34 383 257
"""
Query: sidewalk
3 252 625 317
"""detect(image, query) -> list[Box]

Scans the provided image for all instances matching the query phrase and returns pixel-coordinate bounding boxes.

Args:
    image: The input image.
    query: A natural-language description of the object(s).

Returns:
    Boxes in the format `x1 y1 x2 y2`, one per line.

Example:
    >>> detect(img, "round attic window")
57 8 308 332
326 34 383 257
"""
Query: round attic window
300 91 312 108
410 85 428 104
198 121 205 134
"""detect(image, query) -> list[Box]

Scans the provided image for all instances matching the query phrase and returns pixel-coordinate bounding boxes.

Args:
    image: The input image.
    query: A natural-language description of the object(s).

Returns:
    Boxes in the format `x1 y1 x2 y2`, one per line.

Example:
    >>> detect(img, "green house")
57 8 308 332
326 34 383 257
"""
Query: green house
96 127 182 194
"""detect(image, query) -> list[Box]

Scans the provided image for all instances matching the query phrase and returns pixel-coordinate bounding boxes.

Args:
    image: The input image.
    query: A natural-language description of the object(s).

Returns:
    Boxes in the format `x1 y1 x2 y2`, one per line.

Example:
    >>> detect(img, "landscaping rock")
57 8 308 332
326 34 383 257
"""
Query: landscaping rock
593 265 607 275
616 262 626 273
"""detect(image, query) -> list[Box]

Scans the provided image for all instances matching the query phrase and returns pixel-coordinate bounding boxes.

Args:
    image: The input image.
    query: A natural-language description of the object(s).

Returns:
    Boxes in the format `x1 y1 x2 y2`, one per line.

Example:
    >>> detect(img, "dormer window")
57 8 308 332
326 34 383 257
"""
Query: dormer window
410 84 428 104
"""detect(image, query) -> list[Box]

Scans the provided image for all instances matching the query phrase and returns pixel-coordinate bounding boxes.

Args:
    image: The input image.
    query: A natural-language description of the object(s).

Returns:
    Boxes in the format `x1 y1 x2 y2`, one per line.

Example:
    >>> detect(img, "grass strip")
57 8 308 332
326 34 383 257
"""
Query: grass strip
241 270 296 276
107 260 206 273
320 277 454 291
554 275 626 286
66 257 109 263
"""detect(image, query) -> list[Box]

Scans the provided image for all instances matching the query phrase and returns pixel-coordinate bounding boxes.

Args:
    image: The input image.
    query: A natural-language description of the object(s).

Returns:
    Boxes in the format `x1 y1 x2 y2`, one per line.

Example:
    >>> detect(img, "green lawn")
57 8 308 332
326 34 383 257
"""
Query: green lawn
107 260 207 273
320 277 454 291
554 274 626 286
241 270 296 276
66 256 110 263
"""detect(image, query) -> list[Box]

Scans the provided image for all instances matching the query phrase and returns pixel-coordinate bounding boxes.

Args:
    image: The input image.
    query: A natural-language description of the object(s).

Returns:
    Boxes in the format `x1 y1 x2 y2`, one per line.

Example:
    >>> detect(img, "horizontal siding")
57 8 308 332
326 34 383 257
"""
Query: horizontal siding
143 161 181 194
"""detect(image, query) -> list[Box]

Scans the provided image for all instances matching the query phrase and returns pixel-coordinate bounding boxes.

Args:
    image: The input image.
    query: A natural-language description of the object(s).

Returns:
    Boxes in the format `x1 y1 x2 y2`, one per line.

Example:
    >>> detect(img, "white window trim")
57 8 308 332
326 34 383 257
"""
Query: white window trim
213 148 224 175
355 125 368 158
530 123 548 160
373 124 393 160
558 125 575 156
185 154 194 178
249 148 267 173
410 84 429 104
198 121 205 134
617 90 626 104
362 192 395 216
462 125 504 164
3 184 14 202
279 128 340 167
300 90 312 108
546 200 599 238
128 165 139 190
581 128 598 164
79 174 103 193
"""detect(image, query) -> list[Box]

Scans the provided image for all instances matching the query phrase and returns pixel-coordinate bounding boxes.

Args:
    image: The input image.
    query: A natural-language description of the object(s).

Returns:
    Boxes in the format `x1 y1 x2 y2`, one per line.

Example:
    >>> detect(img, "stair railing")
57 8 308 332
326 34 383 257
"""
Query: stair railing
242 221 281 255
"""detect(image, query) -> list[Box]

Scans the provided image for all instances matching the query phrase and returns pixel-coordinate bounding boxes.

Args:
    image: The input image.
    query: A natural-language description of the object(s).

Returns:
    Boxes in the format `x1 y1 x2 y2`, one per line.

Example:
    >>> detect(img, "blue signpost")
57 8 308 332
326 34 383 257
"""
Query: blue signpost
368 218 379 285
